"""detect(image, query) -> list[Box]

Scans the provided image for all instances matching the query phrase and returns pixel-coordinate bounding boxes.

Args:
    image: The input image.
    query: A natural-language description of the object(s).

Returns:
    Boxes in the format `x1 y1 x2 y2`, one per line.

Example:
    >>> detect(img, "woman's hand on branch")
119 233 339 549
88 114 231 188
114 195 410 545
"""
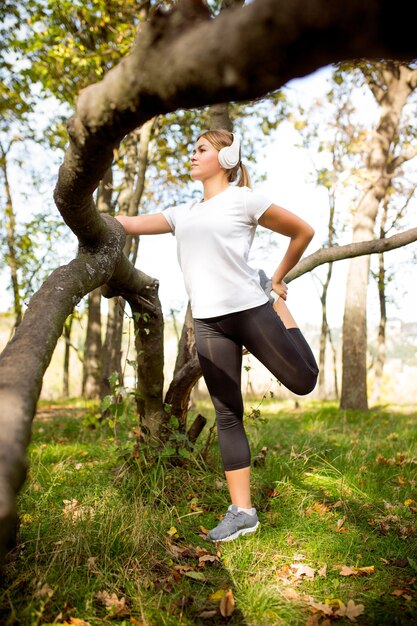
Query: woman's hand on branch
271 278 288 300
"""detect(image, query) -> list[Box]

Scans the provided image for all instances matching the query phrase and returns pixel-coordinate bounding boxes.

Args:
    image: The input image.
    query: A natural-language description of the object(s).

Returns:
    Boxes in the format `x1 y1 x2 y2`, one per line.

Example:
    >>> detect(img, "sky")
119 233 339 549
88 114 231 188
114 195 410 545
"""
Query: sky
1 65 416 329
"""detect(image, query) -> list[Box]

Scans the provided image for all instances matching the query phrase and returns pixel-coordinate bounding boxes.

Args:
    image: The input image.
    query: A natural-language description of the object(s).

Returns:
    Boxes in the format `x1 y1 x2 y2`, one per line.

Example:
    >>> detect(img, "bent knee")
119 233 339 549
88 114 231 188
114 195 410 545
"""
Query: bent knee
289 369 318 396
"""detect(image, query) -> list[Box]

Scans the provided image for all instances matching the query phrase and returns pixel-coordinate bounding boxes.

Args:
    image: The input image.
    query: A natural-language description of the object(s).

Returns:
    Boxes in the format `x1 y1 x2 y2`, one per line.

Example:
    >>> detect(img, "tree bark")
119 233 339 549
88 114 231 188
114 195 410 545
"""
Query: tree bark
83 168 114 398
341 63 417 410
318 263 333 399
164 303 202 430
129 282 166 442
101 296 125 396
372 199 389 405
62 314 73 399
82 287 102 399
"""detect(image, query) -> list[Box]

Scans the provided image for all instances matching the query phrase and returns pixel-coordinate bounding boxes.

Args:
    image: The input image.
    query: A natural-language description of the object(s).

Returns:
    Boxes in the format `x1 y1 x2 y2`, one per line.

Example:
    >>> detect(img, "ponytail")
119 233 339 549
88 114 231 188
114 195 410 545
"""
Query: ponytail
237 162 251 188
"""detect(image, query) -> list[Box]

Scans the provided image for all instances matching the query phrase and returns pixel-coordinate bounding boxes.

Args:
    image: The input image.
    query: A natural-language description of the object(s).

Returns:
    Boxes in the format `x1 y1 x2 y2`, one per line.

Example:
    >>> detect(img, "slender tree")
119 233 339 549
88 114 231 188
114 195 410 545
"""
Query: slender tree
341 62 417 410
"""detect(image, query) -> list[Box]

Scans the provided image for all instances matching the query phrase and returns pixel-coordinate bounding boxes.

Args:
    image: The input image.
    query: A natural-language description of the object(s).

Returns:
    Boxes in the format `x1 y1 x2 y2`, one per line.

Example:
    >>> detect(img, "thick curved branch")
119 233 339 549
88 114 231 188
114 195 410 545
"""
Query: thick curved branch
286 227 417 282
54 0 417 248
0 222 126 562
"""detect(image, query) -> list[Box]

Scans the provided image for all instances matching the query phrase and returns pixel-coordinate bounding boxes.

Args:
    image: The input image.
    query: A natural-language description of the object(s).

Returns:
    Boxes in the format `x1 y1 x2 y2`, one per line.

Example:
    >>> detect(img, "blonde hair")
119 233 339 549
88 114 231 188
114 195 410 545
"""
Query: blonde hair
197 129 251 188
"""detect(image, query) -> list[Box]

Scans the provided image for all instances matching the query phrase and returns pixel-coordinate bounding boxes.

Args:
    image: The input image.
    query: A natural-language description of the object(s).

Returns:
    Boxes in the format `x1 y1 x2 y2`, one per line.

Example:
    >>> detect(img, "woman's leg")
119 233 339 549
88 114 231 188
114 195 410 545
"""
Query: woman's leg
222 302 319 396
225 466 252 509
194 318 252 508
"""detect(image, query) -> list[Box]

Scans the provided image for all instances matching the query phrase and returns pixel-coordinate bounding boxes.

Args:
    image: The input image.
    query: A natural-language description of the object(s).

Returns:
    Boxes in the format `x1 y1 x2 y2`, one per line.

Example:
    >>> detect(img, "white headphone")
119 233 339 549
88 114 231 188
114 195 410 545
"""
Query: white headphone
218 133 241 169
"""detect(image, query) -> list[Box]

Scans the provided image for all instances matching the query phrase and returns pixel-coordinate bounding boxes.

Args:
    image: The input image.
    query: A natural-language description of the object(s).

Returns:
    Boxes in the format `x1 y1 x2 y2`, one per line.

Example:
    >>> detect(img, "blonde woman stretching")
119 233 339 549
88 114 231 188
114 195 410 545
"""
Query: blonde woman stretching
116 129 318 542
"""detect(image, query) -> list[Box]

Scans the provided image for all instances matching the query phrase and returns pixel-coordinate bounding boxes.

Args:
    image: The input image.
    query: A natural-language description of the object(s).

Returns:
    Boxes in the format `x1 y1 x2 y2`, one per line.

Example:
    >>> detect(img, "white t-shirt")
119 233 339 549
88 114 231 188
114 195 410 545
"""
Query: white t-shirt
162 185 273 318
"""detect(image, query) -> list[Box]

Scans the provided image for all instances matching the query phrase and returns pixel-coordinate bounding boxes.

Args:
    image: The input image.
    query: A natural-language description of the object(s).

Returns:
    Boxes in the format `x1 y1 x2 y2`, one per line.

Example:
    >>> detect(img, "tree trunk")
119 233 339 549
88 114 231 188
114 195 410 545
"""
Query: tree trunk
0 145 22 329
340 63 417 410
373 249 386 404
82 167 114 398
101 297 125 396
328 327 339 399
372 199 388 405
82 287 102 399
164 302 202 431
128 283 166 443
62 314 73 399
318 263 333 399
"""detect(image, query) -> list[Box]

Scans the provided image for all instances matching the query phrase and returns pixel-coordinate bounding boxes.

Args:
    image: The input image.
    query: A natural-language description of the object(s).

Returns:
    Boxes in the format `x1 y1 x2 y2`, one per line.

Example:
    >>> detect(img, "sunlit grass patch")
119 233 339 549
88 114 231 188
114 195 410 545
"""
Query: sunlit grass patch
1 400 417 625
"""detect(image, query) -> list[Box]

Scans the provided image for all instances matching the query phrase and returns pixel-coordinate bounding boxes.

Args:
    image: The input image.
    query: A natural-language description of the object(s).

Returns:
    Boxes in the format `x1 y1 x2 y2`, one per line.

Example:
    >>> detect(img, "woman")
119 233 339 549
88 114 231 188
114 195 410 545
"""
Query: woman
115 129 318 543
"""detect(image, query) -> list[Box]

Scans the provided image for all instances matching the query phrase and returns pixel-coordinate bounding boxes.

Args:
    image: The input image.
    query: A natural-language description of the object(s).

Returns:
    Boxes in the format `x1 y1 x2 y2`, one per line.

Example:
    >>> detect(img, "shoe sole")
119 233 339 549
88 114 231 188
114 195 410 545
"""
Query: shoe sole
207 521 260 543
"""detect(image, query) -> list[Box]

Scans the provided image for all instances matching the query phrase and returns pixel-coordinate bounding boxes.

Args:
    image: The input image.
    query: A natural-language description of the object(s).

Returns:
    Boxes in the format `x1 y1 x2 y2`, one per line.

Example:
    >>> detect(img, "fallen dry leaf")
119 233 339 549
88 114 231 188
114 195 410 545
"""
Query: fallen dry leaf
173 565 194 573
391 589 413 600
87 556 101 574
276 563 293 582
291 563 315 580
335 599 365 621
35 583 54 599
166 542 197 559
308 600 333 615
199 609 218 619
95 591 129 617
219 589 235 617
306 502 330 518
198 554 218 565
339 565 374 577
62 619 92 626
62 499 94 522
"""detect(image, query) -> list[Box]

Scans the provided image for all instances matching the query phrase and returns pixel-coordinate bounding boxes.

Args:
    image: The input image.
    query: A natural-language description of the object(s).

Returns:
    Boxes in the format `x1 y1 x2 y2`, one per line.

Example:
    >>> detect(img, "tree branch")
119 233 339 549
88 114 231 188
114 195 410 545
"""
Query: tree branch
286 227 417 282
388 144 417 172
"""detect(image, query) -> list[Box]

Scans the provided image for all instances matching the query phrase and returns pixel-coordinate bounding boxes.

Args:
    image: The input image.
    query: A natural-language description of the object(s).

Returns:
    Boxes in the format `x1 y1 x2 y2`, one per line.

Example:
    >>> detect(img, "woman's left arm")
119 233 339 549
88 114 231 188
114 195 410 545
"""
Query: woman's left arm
258 204 315 300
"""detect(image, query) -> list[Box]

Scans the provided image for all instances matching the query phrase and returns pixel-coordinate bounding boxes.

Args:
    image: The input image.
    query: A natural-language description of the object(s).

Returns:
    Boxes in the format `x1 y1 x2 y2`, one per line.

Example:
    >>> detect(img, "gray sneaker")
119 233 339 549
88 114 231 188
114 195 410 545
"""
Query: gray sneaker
206 505 259 542
258 269 278 304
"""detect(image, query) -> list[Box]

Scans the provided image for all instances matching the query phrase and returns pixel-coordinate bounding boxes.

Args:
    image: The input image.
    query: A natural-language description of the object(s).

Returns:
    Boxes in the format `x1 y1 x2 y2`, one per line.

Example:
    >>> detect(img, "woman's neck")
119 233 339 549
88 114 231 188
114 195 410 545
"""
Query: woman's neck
202 176 230 201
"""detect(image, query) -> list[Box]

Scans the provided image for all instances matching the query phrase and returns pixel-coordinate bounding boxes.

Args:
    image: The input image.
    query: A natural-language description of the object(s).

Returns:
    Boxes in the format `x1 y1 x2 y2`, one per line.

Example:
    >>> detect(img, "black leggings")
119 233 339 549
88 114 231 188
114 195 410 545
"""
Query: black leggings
194 302 319 471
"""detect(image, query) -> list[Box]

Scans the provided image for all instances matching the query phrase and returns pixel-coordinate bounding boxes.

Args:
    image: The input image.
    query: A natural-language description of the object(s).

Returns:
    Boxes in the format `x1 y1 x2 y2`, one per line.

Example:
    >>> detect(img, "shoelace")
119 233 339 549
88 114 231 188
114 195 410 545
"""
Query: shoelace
220 509 241 524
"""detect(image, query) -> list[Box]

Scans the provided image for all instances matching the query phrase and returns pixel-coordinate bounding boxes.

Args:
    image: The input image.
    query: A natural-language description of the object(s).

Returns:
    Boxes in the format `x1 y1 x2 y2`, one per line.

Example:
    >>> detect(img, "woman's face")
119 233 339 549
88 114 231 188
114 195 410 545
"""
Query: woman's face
190 137 224 181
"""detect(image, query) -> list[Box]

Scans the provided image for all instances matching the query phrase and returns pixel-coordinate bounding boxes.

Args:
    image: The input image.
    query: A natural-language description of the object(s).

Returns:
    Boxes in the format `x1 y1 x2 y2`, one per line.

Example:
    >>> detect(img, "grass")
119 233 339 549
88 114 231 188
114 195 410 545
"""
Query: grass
1 398 417 625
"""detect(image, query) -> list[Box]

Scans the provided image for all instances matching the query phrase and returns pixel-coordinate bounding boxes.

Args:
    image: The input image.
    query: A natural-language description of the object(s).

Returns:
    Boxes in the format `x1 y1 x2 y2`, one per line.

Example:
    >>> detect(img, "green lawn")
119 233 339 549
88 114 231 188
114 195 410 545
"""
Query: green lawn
1 398 417 625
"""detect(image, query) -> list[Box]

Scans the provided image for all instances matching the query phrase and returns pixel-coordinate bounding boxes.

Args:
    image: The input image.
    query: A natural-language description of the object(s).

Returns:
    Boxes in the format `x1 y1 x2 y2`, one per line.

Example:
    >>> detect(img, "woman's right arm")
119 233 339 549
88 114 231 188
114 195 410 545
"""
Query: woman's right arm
115 213 173 235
